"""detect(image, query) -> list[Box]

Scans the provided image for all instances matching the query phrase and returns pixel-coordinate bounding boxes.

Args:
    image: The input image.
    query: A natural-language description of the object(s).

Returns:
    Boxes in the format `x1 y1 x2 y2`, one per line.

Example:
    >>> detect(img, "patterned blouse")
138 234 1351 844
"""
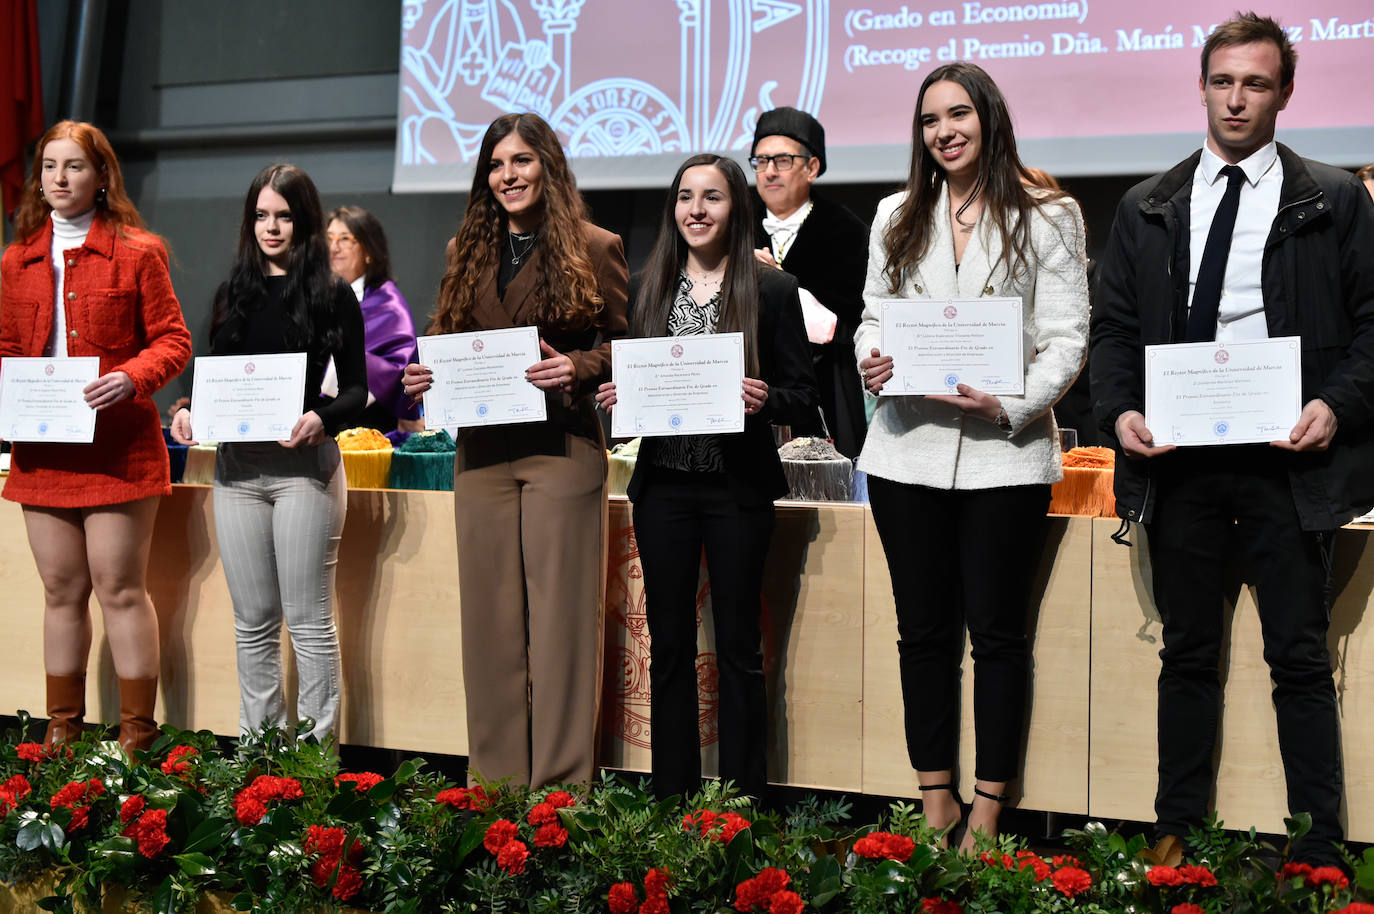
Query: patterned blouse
648 273 727 474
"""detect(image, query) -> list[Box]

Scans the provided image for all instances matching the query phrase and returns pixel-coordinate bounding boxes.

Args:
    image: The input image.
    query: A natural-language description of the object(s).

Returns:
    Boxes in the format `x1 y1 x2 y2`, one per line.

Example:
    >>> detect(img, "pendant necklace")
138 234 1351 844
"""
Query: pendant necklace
509 230 538 265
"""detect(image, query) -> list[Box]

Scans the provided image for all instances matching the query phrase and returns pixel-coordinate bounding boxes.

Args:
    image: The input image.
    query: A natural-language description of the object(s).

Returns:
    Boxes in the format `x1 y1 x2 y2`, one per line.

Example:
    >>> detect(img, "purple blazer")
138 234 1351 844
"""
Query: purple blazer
361 279 422 421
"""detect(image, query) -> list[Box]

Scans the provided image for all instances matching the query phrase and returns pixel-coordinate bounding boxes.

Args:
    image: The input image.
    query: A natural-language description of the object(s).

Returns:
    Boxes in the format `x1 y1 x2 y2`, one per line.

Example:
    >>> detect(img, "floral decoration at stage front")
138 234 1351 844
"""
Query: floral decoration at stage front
0 712 1371 913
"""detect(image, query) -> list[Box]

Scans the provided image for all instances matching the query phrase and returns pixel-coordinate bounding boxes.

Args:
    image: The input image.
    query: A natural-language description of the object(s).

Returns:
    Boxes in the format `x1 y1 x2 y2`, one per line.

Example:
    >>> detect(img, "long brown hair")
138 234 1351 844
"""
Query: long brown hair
11 120 156 245
881 63 1065 294
431 113 602 333
633 154 761 376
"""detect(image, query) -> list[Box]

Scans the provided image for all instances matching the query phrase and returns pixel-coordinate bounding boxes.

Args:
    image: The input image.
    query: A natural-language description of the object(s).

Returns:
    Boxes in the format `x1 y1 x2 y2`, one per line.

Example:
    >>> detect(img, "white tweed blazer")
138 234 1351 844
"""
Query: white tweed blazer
854 188 1089 490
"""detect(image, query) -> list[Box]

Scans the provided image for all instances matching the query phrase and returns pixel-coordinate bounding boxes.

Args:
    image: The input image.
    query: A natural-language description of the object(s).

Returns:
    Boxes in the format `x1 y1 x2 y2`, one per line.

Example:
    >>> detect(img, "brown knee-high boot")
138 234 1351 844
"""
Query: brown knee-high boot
118 677 159 756
44 673 87 745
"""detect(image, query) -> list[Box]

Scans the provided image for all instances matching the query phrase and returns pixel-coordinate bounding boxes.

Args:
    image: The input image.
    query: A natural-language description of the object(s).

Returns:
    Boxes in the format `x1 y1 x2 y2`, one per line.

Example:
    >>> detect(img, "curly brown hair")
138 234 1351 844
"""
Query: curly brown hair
431 113 603 333
10 120 156 245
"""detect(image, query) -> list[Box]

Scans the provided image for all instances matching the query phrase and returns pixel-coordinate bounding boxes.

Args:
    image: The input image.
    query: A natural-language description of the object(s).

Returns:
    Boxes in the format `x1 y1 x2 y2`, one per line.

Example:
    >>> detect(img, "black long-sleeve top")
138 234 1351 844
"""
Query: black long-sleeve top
210 275 367 435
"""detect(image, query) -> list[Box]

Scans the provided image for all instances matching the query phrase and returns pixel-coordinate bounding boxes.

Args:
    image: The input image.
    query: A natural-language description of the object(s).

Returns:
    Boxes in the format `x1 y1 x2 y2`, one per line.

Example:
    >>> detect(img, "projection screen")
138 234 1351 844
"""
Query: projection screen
393 0 1374 191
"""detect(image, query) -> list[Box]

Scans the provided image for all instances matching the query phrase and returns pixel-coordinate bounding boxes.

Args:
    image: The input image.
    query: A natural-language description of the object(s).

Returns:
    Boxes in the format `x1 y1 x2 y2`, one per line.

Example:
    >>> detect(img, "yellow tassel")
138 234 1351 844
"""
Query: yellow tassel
182 444 218 485
335 428 393 489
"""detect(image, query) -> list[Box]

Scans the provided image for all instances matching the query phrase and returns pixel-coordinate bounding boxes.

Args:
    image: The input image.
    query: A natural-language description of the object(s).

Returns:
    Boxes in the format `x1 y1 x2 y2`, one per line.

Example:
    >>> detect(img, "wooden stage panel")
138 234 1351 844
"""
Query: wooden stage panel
2 487 1370 837
862 515 1092 814
1088 519 1374 842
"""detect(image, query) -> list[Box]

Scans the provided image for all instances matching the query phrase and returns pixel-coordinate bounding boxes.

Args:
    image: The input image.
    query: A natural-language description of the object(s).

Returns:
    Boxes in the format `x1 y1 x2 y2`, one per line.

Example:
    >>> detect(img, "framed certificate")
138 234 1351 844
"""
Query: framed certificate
878 298 1024 395
1145 337 1302 446
611 333 745 437
417 326 546 428
0 357 99 443
189 352 308 442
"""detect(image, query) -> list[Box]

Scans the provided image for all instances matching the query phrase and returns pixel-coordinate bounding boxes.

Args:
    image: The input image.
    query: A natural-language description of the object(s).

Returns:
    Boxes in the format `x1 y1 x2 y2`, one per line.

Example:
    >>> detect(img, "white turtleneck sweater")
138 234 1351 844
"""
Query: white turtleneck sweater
46 210 96 358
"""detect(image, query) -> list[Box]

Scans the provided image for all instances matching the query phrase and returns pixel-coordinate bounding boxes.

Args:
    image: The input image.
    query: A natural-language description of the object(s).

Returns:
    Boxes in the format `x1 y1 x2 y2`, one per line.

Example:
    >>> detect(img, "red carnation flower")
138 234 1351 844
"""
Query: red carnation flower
1171 904 1205 914
644 867 671 896
51 778 103 831
854 830 915 863
1307 866 1350 889
980 850 1015 869
719 811 752 842
335 772 384 793
332 864 363 901
123 808 171 858
534 822 568 848
496 839 529 874
2 774 31 798
1178 864 1218 887
1051 866 1093 898
1014 850 1051 881
120 794 147 825
546 790 575 808
769 890 804 914
234 794 268 826
15 743 45 763
1280 861 1314 881
527 801 558 826
305 825 347 857
1333 905 1374 914
684 808 719 835
483 818 519 854
608 881 638 914
922 899 963 914
233 775 302 825
0 774 32 816
1148 865 1185 887
310 857 336 889
436 785 489 811
735 868 791 912
639 897 669 914
161 745 198 777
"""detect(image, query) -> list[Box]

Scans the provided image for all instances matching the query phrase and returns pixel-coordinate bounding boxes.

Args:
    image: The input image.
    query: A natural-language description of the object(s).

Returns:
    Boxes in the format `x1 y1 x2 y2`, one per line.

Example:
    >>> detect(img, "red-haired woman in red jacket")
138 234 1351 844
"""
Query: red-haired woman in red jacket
0 121 191 753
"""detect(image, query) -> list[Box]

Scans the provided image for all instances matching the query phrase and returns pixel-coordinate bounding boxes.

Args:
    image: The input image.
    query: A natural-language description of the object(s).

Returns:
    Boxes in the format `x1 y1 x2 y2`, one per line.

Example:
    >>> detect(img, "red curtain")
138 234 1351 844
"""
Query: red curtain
1 0 45 225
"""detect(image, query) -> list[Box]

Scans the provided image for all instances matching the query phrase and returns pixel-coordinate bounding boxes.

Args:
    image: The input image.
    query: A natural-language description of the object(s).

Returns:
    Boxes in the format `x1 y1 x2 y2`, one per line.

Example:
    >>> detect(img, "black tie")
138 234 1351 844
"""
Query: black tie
1186 164 1247 342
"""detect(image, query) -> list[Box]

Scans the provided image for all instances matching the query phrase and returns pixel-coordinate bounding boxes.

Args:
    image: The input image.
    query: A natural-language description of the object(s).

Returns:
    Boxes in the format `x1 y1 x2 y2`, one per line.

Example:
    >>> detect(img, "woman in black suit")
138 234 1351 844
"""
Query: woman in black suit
596 154 817 801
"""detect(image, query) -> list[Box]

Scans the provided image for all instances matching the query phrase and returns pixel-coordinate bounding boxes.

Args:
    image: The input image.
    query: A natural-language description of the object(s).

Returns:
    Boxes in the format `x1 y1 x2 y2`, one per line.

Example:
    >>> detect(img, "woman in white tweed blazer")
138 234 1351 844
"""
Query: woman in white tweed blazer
855 62 1088 850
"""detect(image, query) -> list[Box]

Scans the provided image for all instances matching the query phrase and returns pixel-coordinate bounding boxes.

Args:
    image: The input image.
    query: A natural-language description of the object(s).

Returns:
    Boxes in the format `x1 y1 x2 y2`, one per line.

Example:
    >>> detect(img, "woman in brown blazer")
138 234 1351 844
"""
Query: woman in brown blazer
403 113 628 787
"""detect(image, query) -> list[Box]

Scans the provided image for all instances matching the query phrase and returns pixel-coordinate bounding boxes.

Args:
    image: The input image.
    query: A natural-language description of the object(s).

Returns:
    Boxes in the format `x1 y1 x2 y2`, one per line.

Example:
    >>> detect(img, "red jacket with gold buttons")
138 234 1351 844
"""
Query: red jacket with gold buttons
1 214 192 507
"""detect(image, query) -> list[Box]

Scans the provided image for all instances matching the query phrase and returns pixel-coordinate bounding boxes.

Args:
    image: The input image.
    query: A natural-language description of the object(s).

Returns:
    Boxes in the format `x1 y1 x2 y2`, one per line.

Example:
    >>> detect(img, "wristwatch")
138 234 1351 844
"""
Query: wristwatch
994 407 1012 432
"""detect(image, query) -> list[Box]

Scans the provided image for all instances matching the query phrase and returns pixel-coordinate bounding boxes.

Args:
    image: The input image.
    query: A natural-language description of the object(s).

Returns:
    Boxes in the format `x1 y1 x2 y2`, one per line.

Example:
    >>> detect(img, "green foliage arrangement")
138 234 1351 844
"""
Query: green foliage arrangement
1 712 1372 914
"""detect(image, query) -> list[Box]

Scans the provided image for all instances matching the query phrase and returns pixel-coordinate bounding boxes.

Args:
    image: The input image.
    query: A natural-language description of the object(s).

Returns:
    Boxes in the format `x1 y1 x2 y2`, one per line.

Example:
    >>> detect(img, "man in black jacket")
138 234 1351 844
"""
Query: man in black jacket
1090 13 1374 865
750 107 871 457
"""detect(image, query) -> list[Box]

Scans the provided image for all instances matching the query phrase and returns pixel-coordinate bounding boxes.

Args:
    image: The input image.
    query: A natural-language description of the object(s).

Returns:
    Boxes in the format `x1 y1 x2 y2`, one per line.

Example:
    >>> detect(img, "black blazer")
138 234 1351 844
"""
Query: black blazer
627 267 819 506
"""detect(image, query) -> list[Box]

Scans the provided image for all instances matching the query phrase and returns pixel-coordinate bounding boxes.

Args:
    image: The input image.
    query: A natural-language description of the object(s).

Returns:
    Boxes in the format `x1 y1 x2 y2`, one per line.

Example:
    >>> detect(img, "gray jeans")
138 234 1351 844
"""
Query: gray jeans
213 439 345 742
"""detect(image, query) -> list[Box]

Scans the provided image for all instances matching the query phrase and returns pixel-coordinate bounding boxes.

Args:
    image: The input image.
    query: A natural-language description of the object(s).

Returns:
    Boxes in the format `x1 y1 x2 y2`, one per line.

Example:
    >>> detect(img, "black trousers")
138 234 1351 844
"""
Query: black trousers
868 476 1051 781
632 473 775 801
1145 447 1343 863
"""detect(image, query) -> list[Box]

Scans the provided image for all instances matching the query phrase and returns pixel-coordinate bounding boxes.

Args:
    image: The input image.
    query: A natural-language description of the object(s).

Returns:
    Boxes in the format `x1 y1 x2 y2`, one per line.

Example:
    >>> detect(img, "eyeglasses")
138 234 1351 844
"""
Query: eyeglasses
749 154 809 172
326 233 359 248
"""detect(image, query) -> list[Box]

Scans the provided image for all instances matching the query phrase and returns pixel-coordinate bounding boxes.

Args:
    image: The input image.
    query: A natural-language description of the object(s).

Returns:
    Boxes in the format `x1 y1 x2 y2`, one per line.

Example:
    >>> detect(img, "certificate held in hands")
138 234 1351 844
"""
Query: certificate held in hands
190 352 307 442
416 326 546 428
1145 337 1301 446
879 298 1024 395
0 356 99 442
611 333 744 438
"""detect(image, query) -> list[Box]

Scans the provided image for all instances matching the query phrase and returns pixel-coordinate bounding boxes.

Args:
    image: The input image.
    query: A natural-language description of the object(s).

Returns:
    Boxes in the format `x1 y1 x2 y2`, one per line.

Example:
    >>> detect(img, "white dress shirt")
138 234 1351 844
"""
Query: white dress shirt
1188 142 1282 342
761 199 813 263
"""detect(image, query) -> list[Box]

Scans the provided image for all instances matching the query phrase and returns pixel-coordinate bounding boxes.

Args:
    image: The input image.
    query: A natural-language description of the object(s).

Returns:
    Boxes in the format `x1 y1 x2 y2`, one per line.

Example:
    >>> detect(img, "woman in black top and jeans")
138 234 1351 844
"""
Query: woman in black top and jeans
172 163 365 742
